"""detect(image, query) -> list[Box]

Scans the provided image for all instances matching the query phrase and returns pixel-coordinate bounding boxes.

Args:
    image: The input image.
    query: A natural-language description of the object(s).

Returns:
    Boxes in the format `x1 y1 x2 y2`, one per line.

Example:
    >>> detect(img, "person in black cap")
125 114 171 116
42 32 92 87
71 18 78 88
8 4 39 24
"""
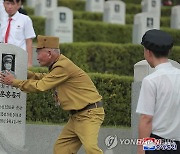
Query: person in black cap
136 29 180 154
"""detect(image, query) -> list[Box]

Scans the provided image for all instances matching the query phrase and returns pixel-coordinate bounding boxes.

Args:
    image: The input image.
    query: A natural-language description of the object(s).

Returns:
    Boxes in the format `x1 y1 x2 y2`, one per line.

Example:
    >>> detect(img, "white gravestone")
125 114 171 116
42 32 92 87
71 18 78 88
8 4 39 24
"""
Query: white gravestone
141 0 161 18
132 12 160 44
26 0 37 8
35 0 57 17
85 0 104 13
103 0 126 25
0 44 28 154
45 7 73 43
170 5 180 29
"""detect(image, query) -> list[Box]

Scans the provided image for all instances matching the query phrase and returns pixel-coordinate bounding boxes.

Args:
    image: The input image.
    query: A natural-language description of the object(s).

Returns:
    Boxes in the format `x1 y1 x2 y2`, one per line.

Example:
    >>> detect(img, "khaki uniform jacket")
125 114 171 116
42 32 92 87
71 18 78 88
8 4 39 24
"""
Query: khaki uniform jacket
12 54 102 110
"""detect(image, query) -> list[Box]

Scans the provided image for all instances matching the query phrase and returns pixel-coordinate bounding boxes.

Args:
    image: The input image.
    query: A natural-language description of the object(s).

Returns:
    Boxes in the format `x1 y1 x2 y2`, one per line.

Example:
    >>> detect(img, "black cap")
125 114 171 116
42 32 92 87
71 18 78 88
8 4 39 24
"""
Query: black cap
3 55 13 63
141 29 173 52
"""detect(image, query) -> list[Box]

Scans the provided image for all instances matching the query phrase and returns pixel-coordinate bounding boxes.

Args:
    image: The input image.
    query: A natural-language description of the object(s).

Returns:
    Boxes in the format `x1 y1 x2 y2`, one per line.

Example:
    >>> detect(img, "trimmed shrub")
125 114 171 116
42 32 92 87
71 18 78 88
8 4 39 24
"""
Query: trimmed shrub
60 43 143 75
73 19 132 43
60 43 180 76
24 6 34 15
74 12 171 27
30 16 45 39
30 17 180 45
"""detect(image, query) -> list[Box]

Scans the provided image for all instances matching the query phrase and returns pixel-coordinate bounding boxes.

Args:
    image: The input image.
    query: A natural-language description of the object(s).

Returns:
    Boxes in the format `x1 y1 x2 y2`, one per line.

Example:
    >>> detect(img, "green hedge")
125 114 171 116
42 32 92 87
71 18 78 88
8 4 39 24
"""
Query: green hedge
73 19 132 43
74 11 171 27
60 43 180 76
60 43 143 75
24 6 34 15
30 16 180 45
27 69 133 127
30 16 45 38
58 0 173 17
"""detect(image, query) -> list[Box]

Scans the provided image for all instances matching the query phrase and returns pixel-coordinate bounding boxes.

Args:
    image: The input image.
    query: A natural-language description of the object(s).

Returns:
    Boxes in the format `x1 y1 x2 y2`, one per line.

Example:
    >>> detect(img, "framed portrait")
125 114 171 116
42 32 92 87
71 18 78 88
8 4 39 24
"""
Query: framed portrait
46 0 51 7
147 17 154 28
114 4 120 13
152 0 156 7
1 54 15 76
59 12 66 23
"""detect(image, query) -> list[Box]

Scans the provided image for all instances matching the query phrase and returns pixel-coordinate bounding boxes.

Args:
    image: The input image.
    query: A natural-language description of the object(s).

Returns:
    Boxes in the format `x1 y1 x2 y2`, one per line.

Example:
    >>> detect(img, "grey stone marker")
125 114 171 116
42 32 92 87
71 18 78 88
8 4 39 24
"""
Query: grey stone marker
35 0 57 17
170 5 180 29
132 12 160 44
0 44 28 154
26 0 37 8
103 0 126 25
85 0 104 13
131 59 180 154
45 7 73 43
141 0 161 18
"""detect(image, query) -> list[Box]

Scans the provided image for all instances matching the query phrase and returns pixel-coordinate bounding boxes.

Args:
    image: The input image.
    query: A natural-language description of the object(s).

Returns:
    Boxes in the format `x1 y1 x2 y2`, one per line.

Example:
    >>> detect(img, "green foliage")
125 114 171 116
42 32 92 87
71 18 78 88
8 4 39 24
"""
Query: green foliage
161 28 180 46
60 43 143 75
74 12 171 27
161 6 172 17
91 73 133 126
74 19 132 43
26 70 133 127
61 43 180 76
126 3 141 15
30 16 45 39
58 0 85 11
29 14 180 45
74 11 102 21
24 6 34 15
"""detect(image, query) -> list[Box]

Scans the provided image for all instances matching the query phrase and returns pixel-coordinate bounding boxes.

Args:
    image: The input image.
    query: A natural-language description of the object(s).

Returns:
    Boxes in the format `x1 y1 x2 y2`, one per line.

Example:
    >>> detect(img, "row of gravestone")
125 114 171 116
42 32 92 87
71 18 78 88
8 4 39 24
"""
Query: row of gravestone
23 0 180 44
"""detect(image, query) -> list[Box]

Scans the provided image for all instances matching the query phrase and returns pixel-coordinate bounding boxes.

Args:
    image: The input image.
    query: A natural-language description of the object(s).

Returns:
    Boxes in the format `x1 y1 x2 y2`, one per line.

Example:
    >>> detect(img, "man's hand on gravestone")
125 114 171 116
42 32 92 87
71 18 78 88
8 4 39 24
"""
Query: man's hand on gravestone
0 71 15 85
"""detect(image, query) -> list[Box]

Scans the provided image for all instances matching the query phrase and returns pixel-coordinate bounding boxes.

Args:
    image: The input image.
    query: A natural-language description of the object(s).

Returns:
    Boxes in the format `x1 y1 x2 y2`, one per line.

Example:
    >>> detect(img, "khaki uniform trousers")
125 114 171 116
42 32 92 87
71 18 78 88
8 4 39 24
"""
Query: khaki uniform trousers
53 107 105 154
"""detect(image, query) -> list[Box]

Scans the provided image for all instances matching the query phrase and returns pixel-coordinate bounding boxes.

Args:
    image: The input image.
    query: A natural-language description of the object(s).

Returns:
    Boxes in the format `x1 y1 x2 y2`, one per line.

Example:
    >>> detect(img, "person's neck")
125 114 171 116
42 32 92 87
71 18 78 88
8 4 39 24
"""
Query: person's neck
48 54 60 69
153 58 168 67
8 11 17 18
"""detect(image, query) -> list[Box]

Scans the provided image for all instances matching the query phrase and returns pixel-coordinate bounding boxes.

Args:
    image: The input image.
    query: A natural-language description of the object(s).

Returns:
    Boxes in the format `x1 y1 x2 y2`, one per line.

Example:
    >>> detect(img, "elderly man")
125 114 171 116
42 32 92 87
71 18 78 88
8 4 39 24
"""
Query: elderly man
0 35 105 154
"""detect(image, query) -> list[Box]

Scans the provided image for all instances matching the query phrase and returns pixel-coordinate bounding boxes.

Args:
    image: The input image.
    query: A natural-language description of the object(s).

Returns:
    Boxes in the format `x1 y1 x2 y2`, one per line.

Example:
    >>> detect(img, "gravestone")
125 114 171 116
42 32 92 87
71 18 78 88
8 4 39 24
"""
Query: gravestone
45 7 73 43
132 12 160 44
141 0 161 18
131 59 180 154
26 0 37 8
85 0 104 13
103 0 126 25
170 5 180 29
35 0 57 17
0 44 28 154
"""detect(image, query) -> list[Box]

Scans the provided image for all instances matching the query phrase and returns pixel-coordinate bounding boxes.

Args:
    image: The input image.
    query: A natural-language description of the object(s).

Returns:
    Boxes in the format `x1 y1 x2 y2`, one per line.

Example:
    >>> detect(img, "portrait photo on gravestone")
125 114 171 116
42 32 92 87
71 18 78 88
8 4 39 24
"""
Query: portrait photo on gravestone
147 17 154 28
1 54 16 77
114 4 120 13
59 12 66 23
46 0 51 7
152 0 156 7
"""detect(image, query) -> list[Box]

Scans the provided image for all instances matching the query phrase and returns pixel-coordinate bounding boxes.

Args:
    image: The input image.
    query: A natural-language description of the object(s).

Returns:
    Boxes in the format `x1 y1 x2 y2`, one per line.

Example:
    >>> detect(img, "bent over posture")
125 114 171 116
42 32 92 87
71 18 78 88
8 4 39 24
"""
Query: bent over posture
0 35 105 154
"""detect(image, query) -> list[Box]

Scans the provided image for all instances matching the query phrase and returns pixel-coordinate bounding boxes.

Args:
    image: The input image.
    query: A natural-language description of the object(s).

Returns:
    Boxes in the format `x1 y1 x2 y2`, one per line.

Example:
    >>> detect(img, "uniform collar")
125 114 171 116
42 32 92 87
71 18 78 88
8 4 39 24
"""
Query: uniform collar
155 62 172 70
48 54 61 71
9 11 20 21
